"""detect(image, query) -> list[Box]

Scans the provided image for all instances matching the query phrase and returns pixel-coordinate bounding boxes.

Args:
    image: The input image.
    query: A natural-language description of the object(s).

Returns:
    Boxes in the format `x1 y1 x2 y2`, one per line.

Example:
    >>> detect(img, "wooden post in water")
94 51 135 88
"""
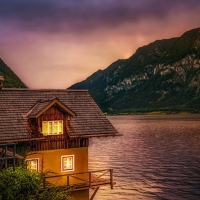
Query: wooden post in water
110 169 113 189
89 172 91 187
90 187 100 200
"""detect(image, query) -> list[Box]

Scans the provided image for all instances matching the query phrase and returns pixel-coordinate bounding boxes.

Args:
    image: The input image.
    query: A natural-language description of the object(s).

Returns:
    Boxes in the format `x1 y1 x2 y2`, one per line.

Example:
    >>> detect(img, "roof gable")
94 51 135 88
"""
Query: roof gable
28 98 75 118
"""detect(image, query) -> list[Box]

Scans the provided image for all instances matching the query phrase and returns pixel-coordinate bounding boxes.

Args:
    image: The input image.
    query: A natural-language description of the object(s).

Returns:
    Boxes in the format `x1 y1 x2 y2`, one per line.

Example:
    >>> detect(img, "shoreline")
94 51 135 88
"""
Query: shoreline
105 111 200 116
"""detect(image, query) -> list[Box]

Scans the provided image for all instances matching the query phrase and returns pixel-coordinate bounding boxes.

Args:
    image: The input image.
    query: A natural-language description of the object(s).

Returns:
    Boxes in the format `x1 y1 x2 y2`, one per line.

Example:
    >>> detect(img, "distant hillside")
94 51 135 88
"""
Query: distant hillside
0 58 27 88
69 28 200 114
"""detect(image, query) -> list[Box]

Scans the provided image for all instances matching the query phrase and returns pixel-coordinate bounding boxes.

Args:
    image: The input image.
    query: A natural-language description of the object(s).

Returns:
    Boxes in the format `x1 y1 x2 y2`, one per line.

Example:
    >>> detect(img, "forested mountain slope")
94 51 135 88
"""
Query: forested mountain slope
0 58 27 88
69 28 200 113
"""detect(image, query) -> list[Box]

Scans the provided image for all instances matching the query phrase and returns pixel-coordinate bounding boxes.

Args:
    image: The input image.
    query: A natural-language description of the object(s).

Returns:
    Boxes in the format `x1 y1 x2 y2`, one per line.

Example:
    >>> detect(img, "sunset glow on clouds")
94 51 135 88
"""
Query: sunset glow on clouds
0 0 200 88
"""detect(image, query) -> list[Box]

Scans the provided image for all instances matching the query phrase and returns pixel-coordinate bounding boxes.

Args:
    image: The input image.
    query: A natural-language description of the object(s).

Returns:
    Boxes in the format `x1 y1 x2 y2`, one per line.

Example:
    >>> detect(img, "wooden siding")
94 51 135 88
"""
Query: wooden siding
30 138 89 151
37 104 68 136
27 103 90 151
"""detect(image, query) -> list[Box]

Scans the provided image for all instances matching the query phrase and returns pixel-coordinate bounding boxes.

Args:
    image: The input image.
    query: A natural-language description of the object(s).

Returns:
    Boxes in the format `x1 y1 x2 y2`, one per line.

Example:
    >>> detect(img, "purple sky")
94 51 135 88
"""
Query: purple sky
0 0 200 89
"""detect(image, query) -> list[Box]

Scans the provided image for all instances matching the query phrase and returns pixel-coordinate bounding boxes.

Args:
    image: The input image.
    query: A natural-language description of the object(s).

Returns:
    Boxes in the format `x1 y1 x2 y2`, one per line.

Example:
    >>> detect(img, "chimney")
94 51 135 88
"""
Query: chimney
0 76 4 89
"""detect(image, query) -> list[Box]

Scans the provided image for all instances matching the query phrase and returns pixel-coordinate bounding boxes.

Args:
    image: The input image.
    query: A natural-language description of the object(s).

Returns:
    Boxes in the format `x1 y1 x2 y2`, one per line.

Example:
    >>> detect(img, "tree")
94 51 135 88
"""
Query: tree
0 167 73 200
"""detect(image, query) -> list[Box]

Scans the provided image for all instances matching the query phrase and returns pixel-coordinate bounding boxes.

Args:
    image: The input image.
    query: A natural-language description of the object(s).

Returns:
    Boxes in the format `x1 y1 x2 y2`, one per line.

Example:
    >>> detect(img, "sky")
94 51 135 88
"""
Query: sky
0 0 200 89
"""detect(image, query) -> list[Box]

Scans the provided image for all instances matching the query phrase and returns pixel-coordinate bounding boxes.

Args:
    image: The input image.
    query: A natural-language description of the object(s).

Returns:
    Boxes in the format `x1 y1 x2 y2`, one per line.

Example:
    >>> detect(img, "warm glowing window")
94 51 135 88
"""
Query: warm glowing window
26 159 39 171
61 155 74 172
42 121 63 135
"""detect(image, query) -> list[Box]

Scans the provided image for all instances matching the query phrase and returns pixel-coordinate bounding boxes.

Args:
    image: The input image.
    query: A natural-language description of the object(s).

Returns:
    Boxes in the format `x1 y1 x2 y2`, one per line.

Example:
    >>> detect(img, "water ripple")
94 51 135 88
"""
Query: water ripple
89 115 200 200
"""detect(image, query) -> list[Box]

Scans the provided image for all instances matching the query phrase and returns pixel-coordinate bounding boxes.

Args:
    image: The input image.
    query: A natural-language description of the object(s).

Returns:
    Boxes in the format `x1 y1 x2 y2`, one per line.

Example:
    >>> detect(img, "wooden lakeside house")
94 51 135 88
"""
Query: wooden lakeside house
0 77 120 200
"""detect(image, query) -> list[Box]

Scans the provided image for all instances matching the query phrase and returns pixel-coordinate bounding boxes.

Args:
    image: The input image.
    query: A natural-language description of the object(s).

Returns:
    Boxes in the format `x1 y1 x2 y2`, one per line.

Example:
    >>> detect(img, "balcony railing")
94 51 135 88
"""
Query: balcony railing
0 143 17 170
43 169 114 190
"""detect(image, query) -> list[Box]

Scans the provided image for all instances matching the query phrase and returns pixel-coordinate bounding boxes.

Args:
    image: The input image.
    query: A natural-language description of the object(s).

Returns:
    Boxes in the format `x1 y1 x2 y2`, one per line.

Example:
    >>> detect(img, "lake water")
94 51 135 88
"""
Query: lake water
89 115 200 200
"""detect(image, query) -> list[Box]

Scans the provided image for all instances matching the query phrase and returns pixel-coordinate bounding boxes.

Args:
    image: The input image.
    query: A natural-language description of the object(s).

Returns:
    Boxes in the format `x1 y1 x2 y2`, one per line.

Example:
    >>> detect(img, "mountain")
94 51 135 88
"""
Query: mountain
0 58 27 88
69 28 200 114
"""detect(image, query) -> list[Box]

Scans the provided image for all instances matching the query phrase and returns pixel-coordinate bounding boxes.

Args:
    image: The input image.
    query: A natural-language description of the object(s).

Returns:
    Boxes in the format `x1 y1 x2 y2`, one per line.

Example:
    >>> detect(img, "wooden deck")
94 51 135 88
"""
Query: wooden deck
43 169 115 191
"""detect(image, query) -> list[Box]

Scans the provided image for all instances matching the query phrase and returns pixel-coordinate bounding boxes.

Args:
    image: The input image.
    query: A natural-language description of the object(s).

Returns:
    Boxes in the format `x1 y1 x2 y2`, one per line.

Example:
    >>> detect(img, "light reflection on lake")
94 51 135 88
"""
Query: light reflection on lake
89 115 200 200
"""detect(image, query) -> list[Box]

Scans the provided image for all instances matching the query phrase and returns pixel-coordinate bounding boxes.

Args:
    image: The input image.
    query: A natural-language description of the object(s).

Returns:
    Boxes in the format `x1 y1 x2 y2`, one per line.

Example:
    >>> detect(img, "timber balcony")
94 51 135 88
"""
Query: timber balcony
43 169 114 191
0 143 23 170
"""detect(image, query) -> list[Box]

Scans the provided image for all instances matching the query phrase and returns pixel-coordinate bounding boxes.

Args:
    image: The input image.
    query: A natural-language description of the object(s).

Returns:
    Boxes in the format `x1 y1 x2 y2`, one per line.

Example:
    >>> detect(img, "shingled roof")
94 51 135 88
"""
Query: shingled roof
0 89 119 142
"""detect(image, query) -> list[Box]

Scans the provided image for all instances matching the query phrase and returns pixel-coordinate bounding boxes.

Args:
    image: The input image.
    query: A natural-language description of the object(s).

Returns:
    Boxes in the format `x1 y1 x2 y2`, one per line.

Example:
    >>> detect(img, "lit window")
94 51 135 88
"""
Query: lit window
26 159 39 171
42 121 63 135
61 155 74 172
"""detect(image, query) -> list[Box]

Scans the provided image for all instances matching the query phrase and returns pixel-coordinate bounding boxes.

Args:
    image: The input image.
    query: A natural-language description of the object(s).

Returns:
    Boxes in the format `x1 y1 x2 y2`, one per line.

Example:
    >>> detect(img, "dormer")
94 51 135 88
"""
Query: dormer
27 98 75 137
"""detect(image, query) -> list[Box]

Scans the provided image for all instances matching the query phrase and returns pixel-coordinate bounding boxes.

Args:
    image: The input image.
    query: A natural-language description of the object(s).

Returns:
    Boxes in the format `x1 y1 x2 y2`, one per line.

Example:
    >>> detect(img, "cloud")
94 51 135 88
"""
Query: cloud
1 0 199 34
0 0 200 89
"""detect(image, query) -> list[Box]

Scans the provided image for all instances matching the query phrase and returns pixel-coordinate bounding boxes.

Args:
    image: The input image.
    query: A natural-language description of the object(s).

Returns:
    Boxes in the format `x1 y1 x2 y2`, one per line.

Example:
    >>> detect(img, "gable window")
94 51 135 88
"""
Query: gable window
61 155 74 172
42 120 63 135
26 158 39 171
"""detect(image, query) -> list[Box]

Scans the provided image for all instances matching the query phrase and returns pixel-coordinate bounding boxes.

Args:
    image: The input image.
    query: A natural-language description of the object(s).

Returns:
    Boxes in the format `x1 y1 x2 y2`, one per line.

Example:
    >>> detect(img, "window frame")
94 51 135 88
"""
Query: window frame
42 120 63 135
61 155 74 172
26 158 39 171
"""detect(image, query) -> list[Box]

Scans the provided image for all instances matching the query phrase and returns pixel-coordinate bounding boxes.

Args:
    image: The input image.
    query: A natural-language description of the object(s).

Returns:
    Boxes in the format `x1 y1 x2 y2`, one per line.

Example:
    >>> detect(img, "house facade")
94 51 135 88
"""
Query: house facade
0 81 119 200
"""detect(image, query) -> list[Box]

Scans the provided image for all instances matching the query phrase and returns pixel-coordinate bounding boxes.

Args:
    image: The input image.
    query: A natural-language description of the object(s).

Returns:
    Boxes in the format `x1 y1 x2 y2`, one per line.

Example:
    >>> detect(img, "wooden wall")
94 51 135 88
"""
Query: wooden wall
27 104 90 151
30 138 89 151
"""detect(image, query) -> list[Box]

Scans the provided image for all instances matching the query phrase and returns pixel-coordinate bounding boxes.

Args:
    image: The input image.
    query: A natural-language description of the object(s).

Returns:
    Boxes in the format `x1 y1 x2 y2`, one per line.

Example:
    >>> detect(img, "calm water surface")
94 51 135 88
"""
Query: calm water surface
89 115 200 200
